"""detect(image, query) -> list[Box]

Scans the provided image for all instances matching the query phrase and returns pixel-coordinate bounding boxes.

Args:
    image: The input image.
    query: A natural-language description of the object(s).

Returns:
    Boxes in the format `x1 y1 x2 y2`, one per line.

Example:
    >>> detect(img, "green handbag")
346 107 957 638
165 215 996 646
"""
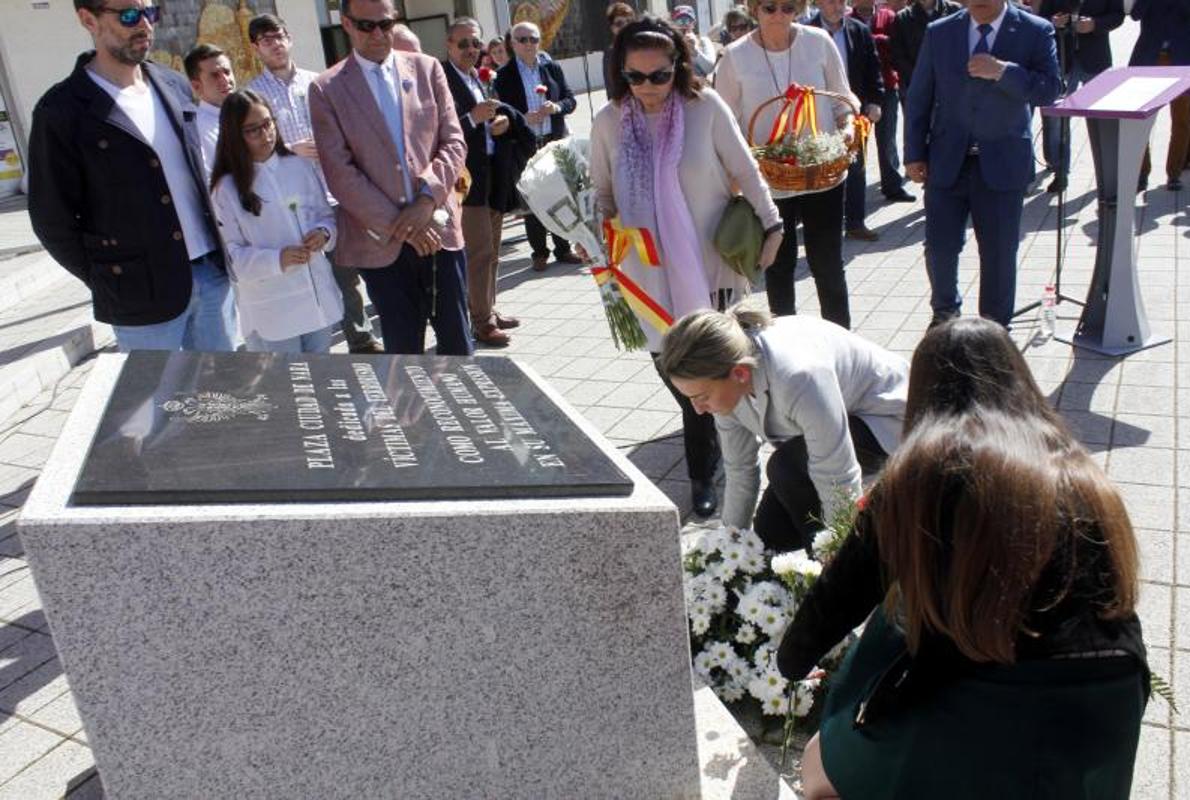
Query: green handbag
714 195 765 284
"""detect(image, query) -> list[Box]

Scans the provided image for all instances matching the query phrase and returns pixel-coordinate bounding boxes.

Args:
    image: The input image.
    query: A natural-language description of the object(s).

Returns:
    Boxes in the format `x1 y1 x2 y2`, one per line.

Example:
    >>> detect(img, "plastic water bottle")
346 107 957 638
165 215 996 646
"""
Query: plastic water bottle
1040 284 1056 338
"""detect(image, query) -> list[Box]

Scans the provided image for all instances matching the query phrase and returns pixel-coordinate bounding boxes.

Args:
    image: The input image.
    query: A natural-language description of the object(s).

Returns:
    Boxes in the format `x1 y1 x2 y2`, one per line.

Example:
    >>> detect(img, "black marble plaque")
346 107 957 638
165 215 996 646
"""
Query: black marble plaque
72 352 634 505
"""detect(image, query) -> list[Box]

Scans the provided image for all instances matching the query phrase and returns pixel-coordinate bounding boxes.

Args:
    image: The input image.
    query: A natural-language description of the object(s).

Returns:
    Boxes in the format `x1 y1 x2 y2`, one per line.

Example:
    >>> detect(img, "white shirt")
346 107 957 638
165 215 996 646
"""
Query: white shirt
352 50 415 202
211 153 342 340
449 61 495 156
969 4 1008 54
516 57 548 137
87 69 217 260
196 100 220 185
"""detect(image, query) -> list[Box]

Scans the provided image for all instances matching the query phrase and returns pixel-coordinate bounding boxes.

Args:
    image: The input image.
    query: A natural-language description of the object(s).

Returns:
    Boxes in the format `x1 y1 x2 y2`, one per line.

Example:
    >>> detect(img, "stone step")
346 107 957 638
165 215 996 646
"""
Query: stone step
0 273 112 428
0 250 65 315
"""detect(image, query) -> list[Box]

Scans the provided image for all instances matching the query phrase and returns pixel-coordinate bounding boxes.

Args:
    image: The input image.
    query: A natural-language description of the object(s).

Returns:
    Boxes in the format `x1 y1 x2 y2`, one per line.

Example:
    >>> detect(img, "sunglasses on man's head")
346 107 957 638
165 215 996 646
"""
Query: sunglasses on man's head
454 37 483 50
622 68 675 86
515 35 541 44
345 14 398 33
759 2 799 14
96 5 162 27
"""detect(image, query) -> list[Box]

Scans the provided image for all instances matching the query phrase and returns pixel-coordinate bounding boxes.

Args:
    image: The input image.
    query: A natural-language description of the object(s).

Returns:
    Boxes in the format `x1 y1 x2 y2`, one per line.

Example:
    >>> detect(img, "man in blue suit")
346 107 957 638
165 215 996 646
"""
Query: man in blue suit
905 0 1060 327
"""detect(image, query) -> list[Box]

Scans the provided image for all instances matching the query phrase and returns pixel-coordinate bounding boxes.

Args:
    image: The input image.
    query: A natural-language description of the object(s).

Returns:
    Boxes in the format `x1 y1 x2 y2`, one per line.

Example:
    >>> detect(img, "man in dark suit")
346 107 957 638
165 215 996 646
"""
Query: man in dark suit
442 16 535 347
493 20 582 272
905 0 1060 327
1036 0 1123 192
810 0 886 241
28 0 238 353
1129 0 1190 191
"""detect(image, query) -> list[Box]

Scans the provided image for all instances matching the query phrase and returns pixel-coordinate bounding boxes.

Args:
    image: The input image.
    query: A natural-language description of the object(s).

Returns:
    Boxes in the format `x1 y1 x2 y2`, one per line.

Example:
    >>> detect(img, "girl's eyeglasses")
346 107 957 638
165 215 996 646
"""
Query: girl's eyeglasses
243 117 276 139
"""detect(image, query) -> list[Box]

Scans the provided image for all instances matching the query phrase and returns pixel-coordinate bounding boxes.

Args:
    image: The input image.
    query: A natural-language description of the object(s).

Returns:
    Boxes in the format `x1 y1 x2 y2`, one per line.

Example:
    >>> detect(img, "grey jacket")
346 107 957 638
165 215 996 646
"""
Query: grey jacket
717 316 909 529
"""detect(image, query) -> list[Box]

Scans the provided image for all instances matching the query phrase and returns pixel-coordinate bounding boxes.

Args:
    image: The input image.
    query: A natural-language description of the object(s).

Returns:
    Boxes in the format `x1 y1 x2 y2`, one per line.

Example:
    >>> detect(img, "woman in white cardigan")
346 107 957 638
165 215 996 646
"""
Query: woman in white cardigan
210 90 342 353
590 16 782 518
715 0 858 328
658 300 909 553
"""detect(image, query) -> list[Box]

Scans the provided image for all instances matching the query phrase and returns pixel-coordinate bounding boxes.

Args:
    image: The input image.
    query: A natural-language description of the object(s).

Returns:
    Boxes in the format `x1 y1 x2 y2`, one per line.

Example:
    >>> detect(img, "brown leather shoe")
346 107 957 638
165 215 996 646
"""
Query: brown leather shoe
473 322 511 347
348 340 385 354
845 226 879 241
494 311 521 330
555 251 584 265
531 254 549 272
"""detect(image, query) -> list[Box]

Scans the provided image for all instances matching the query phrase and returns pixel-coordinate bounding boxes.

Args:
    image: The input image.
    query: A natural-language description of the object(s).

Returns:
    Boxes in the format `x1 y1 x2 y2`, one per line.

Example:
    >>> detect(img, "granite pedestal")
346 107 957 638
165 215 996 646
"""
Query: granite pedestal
19 354 791 799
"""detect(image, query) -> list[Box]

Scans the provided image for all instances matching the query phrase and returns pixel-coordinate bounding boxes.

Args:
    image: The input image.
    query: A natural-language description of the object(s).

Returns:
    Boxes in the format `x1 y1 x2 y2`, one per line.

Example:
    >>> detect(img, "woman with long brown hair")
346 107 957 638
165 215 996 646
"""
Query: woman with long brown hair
777 318 1148 799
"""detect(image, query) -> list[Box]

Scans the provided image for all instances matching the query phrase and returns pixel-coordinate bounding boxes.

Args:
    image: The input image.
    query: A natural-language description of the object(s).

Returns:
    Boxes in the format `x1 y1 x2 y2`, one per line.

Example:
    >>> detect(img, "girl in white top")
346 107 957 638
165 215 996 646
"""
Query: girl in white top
715 0 858 329
210 89 342 353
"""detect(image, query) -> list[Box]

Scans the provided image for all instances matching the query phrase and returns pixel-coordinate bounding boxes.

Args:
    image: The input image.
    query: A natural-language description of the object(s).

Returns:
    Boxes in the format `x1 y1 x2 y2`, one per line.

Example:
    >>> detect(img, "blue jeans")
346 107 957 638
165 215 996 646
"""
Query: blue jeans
112 252 239 352
1042 65 1092 178
875 89 905 195
245 325 334 354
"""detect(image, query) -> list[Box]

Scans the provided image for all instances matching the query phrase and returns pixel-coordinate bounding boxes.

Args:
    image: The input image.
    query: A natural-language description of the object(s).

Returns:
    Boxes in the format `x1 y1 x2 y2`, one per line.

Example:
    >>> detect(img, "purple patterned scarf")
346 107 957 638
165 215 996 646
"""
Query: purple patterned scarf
613 93 710 321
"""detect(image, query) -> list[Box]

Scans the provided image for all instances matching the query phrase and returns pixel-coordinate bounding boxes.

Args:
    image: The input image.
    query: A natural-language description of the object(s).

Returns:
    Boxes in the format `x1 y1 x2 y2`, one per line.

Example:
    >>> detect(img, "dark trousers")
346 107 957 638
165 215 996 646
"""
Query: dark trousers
844 151 868 230
768 184 850 329
331 263 377 348
357 246 474 356
651 355 721 483
923 155 1024 327
875 89 905 195
753 416 887 553
524 214 572 259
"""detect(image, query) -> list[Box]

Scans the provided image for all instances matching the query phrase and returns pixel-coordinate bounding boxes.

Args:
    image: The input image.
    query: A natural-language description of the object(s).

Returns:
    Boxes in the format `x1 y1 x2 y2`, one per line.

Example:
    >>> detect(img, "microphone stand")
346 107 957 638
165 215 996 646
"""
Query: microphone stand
1011 2 1084 320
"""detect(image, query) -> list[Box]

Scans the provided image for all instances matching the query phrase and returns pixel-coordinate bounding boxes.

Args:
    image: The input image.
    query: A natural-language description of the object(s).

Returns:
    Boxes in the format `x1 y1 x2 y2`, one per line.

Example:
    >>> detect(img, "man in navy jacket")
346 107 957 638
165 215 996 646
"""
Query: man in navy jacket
28 0 238 352
493 21 582 272
905 0 1060 327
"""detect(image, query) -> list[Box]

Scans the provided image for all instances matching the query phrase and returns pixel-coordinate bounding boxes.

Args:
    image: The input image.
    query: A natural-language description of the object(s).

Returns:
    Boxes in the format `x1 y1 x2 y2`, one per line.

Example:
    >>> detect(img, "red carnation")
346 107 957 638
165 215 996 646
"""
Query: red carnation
534 84 548 95
477 66 494 84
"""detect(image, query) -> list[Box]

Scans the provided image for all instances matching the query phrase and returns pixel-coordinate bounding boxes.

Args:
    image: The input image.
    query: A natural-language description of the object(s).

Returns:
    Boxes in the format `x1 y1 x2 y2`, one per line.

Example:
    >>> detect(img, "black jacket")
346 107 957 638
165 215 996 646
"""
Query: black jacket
1037 0 1123 76
776 507 1149 692
807 14 886 108
1128 0 1190 67
441 60 537 211
889 0 963 89
28 54 222 326
492 57 577 144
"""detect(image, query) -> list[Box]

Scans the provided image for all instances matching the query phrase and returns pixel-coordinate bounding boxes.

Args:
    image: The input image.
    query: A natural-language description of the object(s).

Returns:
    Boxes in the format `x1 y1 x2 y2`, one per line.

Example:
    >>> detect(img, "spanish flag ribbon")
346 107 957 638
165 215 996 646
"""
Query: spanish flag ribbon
768 83 819 144
591 265 674 335
852 114 872 154
603 217 662 268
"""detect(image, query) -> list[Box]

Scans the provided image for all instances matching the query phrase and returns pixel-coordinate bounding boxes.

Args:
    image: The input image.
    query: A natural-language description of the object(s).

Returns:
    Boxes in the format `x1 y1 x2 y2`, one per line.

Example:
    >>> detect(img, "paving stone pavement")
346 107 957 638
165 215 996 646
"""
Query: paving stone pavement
1 21 1188 798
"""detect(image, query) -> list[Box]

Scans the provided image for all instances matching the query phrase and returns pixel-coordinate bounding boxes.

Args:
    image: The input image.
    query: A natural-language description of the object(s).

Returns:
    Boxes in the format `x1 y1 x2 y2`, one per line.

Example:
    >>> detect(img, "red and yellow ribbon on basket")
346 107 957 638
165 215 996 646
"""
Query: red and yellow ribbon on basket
589 218 673 349
768 83 820 144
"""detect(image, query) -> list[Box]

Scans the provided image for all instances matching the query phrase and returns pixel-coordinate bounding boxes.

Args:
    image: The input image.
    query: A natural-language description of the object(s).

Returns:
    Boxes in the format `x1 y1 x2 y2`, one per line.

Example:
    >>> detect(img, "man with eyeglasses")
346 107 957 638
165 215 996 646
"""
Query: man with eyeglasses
442 17 535 348
246 12 385 355
28 0 240 353
183 43 235 184
309 0 472 356
493 21 581 273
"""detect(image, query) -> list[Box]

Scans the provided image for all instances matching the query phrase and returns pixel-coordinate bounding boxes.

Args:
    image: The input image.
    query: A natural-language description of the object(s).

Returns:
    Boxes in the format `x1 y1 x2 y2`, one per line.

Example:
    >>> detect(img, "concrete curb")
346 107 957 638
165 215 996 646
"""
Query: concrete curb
0 317 112 428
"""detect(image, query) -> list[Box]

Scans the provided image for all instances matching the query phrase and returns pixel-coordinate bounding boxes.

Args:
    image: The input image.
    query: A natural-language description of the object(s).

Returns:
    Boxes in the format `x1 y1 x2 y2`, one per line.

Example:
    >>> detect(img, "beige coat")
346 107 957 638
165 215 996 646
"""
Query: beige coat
589 88 781 350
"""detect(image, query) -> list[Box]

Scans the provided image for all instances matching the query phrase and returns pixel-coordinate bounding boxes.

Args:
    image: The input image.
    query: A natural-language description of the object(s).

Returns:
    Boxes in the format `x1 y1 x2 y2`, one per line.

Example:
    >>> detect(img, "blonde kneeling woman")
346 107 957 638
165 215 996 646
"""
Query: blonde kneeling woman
657 300 908 552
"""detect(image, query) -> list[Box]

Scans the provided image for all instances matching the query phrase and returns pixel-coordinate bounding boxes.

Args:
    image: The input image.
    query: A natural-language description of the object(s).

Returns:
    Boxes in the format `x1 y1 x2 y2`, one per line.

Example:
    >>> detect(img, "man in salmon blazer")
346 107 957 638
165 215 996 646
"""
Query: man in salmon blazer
309 0 472 355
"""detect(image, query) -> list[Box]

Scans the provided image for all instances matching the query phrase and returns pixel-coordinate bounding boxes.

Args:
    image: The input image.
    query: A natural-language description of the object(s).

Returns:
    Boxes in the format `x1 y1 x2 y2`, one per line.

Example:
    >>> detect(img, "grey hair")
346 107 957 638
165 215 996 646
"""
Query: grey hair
657 299 772 381
447 15 483 38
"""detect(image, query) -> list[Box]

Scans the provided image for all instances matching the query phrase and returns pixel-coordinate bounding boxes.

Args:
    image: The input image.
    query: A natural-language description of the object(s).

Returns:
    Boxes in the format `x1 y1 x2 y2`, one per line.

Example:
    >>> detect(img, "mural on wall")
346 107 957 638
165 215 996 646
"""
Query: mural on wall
508 0 570 53
147 0 278 82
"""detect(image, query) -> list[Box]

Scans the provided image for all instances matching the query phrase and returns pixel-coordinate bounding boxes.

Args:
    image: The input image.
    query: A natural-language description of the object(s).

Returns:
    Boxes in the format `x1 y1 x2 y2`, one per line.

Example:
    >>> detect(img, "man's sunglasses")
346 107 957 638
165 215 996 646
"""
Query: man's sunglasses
96 5 162 27
345 14 399 34
454 37 483 50
759 2 799 14
622 68 675 86
515 35 541 44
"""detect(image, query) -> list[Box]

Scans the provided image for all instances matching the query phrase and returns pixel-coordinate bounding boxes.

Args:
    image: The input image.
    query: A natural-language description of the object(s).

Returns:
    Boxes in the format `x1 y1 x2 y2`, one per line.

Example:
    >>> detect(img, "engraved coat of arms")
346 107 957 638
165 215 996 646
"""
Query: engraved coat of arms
160 392 276 423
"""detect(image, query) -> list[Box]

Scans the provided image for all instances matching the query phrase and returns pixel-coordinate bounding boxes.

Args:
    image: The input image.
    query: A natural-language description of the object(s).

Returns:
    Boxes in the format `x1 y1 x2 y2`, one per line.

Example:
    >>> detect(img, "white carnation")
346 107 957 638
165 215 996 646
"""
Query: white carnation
793 683 817 717
812 529 836 554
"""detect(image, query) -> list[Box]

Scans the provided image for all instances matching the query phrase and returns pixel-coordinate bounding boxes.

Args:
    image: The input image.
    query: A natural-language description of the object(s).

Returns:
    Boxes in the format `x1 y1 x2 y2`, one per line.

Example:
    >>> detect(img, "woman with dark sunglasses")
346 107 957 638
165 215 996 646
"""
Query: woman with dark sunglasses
589 16 783 519
716 0 859 330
